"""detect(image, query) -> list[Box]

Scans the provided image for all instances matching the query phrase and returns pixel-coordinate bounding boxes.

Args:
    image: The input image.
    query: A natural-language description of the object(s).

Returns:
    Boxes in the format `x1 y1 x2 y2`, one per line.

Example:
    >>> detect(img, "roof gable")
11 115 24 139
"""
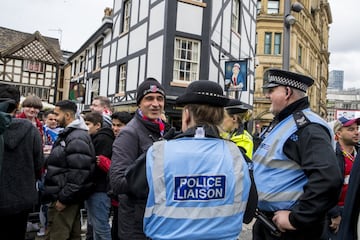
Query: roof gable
0 27 62 64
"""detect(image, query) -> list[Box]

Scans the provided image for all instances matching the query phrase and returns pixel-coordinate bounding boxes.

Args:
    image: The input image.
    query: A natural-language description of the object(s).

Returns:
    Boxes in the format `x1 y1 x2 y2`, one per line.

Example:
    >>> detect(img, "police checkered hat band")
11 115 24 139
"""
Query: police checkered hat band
263 69 314 92
268 75 308 92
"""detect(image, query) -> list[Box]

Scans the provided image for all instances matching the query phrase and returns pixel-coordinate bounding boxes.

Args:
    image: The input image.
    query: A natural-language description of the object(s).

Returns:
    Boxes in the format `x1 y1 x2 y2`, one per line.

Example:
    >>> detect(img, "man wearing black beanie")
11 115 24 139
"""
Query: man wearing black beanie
110 77 166 240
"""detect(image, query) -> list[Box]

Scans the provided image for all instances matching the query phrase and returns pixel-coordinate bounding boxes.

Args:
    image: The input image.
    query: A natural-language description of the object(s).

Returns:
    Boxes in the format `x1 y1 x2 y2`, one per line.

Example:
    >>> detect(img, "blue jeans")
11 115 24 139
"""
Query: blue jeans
85 192 112 240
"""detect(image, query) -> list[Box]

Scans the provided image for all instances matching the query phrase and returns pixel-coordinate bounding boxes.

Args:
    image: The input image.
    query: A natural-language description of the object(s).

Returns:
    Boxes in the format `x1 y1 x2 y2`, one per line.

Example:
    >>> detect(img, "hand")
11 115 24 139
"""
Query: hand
55 200 66 211
330 215 341 233
272 210 296 232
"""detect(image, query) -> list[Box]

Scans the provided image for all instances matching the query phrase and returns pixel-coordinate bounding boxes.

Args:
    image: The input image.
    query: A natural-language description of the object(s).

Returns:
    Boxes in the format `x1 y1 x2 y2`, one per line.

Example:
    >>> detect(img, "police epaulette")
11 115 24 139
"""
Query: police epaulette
292 110 311 129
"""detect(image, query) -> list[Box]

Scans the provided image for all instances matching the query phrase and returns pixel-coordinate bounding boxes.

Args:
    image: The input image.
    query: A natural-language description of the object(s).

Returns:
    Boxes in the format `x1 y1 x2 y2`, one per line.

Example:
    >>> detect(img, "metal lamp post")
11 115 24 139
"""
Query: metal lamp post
282 0 304 70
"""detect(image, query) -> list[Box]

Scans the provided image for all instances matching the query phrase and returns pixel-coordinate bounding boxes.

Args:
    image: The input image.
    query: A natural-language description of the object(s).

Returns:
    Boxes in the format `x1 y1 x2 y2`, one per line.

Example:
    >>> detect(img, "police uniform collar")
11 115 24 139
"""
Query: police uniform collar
277 97 309 122
176 125 221 139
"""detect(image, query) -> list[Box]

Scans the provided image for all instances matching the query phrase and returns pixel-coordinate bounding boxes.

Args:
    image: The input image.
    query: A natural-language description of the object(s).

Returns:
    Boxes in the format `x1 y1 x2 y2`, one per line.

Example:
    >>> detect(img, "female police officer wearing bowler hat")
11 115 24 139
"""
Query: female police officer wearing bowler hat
143 80 254 240
252 69 342 240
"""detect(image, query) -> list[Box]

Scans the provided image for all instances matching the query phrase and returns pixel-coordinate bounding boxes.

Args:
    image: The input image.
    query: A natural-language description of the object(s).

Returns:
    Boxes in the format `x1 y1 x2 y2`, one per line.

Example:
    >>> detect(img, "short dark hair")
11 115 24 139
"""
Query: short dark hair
111 111 133 124
55 100 77 114
0 84 20 113
44 109 55 118
84 112 103 126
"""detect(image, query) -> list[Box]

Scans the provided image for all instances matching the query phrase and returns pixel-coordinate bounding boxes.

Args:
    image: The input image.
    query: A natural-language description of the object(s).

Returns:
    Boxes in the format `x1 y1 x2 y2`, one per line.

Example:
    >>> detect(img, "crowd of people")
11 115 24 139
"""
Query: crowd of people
0 68 359 240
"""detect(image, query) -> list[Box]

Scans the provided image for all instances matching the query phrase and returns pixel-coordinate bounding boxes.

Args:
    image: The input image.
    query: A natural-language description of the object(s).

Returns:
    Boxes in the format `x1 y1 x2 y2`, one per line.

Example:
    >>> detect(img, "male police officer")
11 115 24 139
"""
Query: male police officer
144 80 252 240
252 69 342 239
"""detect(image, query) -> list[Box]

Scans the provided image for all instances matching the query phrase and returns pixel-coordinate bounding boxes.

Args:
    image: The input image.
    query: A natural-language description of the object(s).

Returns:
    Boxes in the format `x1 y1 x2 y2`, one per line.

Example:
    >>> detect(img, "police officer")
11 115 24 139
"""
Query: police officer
144 80 253 240
222 98 254 159
252 69 342 239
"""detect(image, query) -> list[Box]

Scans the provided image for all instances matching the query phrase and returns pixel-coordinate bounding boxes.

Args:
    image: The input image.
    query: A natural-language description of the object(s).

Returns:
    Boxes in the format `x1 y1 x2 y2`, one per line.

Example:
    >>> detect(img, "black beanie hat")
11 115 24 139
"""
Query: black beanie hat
136 78 165 105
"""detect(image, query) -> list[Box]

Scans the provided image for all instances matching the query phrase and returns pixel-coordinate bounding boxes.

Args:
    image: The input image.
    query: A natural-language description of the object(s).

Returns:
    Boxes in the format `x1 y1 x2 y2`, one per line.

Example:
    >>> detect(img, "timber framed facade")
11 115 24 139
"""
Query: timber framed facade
75 0 257 125
0 27 62 104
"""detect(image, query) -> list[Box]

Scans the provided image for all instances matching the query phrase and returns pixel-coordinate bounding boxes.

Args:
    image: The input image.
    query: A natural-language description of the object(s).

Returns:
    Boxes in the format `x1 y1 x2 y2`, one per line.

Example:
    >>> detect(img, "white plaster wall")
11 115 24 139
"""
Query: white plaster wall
113 15 121 36
108 65 118 95
221 4 231 54
110 41 117 63
176 2 203 35
102 45 111 66
100 68 109 96
149 1 165 36
103 30 112 46
212 0 222 26
231 33 241 59
129 23 147 55
147 35 164 82
139 54 146 82
127 57 139 91
114 0 121 13
139 0 149 22
117 35 128 61
131 0 139 27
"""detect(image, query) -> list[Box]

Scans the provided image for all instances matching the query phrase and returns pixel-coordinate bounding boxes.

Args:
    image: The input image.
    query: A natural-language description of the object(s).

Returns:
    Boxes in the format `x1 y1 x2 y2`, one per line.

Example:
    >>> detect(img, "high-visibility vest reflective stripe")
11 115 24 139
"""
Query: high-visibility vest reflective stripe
253 109 333 211
145 139 248 219
144 137 250 240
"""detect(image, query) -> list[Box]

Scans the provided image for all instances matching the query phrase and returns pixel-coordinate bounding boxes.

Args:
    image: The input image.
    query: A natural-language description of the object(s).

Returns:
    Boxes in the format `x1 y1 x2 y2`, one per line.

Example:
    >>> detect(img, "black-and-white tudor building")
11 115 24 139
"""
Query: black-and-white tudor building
68 0 257 123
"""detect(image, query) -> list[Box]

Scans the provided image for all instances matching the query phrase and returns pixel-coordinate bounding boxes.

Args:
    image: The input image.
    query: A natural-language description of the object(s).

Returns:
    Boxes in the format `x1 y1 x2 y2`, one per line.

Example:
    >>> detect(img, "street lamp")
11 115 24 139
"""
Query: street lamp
282 0 304 70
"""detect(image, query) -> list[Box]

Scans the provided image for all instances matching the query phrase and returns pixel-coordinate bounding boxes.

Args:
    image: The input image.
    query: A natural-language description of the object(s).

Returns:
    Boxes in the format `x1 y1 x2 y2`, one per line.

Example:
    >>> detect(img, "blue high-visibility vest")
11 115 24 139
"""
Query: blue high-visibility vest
144 136 251 240
253 108 333 211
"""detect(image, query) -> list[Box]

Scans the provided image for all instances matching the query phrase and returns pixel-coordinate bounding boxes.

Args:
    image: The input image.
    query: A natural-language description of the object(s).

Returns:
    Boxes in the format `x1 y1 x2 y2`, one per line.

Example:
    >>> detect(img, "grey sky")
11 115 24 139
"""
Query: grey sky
328 0 360 89
0 0 358 88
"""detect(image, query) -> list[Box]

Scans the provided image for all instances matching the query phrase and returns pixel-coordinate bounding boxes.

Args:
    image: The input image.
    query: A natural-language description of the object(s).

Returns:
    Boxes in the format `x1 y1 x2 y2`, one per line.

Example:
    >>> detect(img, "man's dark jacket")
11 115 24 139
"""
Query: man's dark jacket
110 111 164 240
338 150 360 240
43 119 96 205
0 118 43 215
91 127 114 192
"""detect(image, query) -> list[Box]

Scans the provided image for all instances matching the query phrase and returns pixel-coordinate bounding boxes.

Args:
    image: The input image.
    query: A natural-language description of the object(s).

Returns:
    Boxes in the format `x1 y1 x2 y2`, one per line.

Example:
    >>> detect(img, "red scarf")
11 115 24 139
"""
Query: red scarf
141 114 165 136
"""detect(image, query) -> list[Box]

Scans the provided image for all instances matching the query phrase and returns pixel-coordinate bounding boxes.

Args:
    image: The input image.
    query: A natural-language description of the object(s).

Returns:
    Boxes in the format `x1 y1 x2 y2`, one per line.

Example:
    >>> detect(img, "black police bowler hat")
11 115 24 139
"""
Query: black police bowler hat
262 68 314 92
225 98 248 114
176 80 230 107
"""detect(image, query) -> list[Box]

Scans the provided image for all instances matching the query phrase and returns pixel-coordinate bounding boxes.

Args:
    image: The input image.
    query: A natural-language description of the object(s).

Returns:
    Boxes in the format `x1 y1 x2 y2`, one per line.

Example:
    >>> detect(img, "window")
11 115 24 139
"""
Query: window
257 0 261 14
73 60 78 75
118 63 127 93
79 56 85 73
94 41 103 70
173 37 200 82
298 44 303 64
91 79 100 100
231 0 241 33
17 85 49 100
267 0 279 14
23 60 44 73
122 0 131 33
274 33 281 55
255 32 258 54
264 32 272 54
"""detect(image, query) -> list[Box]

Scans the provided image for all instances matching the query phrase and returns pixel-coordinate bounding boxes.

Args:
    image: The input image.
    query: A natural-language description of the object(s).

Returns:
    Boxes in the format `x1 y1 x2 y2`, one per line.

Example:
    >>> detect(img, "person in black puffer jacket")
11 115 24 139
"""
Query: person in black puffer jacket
43 100 96 240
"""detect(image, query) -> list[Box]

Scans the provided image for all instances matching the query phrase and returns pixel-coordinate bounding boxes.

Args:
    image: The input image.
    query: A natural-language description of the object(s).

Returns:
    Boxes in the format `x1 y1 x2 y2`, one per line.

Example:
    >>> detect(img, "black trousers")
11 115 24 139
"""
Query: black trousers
0 210 29 240
253 218 325 240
